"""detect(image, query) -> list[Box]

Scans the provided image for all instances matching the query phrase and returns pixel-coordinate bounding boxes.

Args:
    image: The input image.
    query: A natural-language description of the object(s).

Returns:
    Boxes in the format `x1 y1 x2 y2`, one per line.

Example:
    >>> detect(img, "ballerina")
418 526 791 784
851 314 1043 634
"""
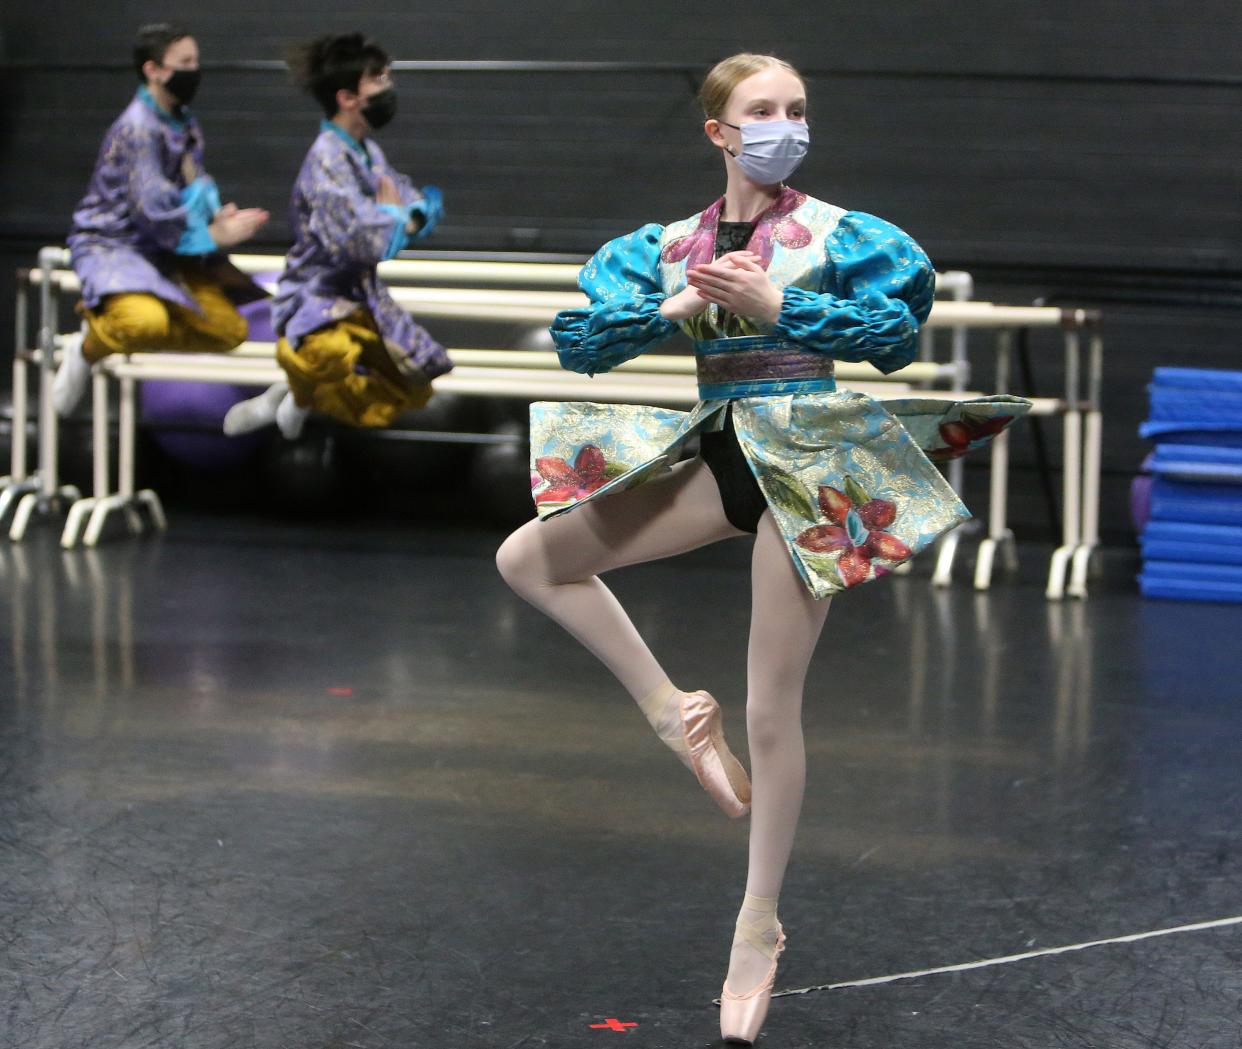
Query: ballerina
496 52 1028 1044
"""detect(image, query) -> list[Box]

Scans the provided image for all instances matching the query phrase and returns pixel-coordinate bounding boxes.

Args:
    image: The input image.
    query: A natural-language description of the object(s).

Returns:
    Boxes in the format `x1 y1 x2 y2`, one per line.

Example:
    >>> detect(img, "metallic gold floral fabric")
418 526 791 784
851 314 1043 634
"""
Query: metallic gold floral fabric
537 190 1031 597
530 392 1030 597
529 400 725 515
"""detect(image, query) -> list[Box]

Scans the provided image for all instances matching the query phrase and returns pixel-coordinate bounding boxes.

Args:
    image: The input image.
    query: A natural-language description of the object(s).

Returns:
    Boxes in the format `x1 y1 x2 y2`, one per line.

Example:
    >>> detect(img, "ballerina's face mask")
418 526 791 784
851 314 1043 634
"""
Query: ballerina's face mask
718 119 810 185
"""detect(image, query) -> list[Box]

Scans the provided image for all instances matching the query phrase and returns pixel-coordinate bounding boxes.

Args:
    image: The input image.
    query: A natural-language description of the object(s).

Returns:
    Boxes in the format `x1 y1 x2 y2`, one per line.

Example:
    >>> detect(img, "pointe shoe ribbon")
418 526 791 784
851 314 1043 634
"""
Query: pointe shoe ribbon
678 690 751 819
719 919 786 1045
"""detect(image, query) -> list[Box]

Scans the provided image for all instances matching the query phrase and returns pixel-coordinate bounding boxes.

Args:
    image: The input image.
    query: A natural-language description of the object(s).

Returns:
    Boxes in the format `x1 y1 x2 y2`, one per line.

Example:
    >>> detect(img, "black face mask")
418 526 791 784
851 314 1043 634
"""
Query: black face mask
361 88 397 130
164 68 202 106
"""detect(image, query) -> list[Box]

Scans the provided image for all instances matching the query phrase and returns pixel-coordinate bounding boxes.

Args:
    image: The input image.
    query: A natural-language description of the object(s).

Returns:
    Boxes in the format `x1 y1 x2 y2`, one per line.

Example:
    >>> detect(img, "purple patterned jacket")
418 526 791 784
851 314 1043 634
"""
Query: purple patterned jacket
67 90 262 313
271 127 452 383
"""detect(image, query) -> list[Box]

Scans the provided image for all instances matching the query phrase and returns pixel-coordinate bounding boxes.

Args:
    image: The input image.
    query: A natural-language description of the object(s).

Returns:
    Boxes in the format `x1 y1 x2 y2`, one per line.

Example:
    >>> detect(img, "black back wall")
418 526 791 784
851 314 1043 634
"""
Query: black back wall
2 1 1242 544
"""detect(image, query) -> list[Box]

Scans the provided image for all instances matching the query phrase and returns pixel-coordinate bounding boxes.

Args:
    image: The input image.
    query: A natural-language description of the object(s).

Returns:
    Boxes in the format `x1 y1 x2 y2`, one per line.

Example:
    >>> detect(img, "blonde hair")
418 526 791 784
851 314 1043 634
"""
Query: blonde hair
697 53 804 120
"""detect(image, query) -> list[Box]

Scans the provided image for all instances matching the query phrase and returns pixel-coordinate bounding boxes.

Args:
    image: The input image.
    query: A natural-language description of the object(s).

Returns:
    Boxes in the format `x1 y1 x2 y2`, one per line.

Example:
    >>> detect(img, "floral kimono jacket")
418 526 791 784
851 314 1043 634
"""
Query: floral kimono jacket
532 188 1030 599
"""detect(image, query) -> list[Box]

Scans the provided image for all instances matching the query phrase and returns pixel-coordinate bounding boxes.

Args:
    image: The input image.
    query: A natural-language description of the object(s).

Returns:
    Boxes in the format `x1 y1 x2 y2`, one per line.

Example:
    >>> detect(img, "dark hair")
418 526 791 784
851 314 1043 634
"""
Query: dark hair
286 33 389 117
133 23 191 82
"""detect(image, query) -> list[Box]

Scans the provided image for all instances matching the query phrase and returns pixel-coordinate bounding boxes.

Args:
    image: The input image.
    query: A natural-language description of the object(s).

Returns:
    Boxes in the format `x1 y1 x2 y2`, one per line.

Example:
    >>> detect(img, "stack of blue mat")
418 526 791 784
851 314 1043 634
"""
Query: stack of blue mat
1139 367 1242 603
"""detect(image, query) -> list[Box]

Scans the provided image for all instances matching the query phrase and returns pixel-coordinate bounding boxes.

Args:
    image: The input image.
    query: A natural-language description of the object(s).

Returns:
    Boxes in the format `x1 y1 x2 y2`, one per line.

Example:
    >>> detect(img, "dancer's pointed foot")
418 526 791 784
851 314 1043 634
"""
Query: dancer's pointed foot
638 683 751 817
223 382 287 435
720 894 785 1044
680 690 751 818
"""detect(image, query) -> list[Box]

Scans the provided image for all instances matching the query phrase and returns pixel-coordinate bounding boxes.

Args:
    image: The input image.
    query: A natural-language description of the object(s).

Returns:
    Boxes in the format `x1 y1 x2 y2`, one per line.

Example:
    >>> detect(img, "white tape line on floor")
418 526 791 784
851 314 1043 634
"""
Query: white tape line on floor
769 913 1242 999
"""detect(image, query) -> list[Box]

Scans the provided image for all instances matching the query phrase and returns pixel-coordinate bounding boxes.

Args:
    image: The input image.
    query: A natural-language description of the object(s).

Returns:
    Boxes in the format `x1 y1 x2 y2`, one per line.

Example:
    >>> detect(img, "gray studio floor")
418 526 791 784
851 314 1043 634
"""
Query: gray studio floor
2 516 1240 1049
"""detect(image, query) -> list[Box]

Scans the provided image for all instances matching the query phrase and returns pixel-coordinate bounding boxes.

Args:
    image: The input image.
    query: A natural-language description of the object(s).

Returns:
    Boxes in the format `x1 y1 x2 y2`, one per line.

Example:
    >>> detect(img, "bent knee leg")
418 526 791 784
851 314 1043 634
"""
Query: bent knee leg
496 513 600 593
213 305 248 349
180 299 248 352
90 294 171 353
495 529 538 593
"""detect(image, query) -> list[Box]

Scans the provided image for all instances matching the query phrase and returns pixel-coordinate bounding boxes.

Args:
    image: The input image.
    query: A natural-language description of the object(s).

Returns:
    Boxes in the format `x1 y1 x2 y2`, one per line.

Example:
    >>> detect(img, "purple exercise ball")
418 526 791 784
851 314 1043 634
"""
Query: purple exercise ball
140 287 278 470
1130 475 1152 533
141 380 267 471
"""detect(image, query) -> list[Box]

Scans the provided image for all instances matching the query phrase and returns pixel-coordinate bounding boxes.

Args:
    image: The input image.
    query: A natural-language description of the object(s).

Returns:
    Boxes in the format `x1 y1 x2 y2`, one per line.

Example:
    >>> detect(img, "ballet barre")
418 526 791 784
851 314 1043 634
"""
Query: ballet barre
1 248 84 542
6 248 1100 598
66 345 992 549
56 336 1067 595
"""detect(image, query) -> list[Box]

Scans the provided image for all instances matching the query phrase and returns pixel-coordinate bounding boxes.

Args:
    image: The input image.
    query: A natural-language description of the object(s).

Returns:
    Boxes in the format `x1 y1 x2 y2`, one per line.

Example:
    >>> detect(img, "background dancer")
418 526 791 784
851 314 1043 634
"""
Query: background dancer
54 22 269 416
223 32 449 441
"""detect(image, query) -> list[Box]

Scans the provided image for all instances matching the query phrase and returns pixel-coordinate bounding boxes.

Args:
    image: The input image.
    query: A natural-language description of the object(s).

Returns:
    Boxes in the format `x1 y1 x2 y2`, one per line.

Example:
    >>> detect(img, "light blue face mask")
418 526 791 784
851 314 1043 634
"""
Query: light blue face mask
719 119 810 185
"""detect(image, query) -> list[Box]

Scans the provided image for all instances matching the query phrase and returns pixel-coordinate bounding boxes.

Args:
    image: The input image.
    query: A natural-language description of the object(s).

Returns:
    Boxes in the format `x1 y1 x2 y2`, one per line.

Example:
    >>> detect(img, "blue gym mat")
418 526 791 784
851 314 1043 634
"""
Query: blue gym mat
1140 559 1242 604
1151 367 1242 392
1151 445 1242 483
1141 520 1242 566
1137 368 1242 601
1149 478 1242 527
1139 426 1242 445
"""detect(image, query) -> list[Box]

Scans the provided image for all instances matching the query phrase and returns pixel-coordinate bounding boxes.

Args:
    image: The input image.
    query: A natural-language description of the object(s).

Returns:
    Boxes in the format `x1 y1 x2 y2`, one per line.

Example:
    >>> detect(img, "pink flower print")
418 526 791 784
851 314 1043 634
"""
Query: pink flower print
660 198 724 270
926 414 1014 462
533 445 612 506
795 478 912 588
659 186 813 271
747 187 812 268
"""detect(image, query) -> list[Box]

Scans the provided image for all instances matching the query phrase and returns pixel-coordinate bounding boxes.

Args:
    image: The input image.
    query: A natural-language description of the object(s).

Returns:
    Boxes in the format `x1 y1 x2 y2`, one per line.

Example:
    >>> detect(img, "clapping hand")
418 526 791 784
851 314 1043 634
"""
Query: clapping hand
685 251 782 324
208 204 269 247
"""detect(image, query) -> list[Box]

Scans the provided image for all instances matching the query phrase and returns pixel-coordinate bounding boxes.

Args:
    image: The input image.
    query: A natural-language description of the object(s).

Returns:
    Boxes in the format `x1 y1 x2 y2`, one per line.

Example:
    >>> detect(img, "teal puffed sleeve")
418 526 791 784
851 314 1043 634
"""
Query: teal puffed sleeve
773 211 935 375
550 223 679 376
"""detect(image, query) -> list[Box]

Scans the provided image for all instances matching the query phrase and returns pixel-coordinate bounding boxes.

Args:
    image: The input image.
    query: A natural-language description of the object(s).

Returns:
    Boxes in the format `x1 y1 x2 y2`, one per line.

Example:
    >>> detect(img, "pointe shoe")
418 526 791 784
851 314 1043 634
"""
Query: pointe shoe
720 919 786 1045
678 690 751 819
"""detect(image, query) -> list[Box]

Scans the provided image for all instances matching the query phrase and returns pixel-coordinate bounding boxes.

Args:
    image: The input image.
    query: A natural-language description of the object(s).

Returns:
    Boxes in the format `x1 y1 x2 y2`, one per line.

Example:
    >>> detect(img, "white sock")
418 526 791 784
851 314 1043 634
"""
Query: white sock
275 392 310 440
52 330 91 417
222 382 287 436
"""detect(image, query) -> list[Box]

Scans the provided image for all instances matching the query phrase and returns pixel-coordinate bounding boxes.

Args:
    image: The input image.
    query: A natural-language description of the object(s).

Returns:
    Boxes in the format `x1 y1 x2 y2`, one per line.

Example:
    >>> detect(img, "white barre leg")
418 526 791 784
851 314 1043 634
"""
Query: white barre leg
137 489 167 531
124 372 163 532
0 482 36 529
62 368 110 548
1068 406 1102 598
975 430 1017 590
1047 329 1082 600
1046 410 1081 600
932 521 981 587
10 287 29 483
9 493 39 541
976 331 1017 590
1068 332 1103 599
85 374 138 546
0 348 38 525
